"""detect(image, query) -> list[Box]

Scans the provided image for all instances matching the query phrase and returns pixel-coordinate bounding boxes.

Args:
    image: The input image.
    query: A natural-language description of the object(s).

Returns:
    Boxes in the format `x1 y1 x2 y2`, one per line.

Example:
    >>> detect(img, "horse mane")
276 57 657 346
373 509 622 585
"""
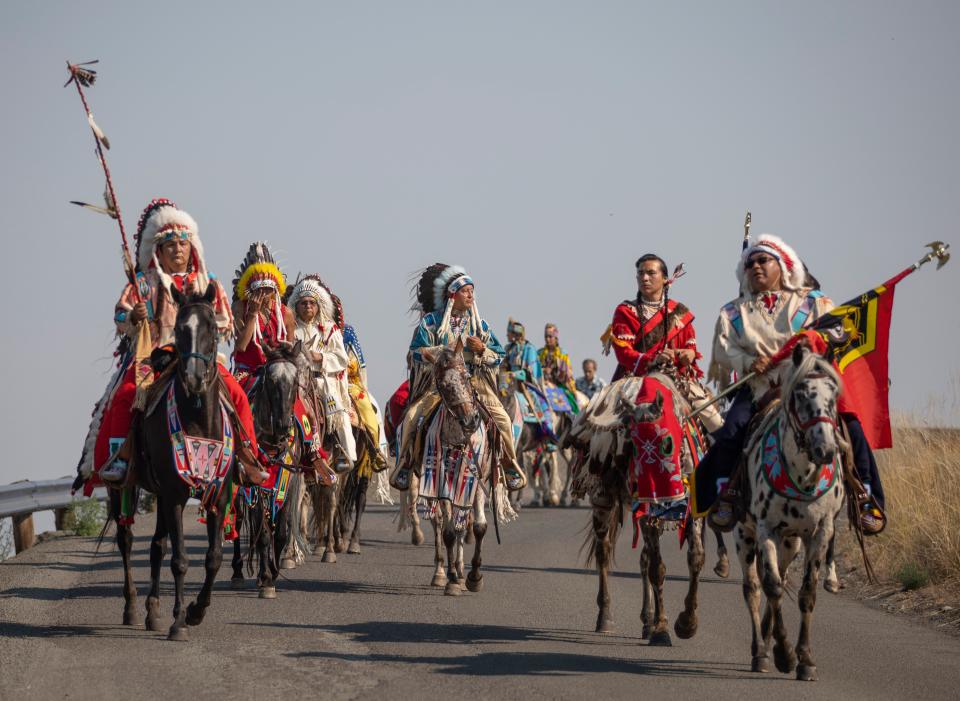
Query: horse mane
781 349 841 405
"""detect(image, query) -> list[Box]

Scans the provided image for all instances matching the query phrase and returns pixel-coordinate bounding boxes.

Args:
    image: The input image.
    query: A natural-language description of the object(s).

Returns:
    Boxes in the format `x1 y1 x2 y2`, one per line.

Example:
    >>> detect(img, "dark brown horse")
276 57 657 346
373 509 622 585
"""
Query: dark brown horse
115 284 238 641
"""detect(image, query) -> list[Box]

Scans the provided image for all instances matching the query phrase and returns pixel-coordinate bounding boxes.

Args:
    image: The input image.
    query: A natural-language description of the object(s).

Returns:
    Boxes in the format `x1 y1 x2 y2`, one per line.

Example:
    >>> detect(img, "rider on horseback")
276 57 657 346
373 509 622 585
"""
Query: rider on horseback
503 319 557 439
231 243 335 485
288 275 357 466
342 316 389 476
538 323 580 412
700 234 886 533
89 199 267 487
393 264 526 491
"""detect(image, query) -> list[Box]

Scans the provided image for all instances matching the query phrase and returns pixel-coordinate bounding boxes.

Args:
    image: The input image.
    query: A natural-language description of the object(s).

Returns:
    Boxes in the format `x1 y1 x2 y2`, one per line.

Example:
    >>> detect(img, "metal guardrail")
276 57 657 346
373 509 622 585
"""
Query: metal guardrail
1 478 107 555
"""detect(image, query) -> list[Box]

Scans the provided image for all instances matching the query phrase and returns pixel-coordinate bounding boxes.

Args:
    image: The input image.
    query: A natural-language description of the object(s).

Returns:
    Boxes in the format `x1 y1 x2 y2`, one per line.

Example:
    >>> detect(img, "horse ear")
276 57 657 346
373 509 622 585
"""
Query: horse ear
169 283 185 308
654 389 664 411
202 282 217 305
792 341 808 367
291 339 303 357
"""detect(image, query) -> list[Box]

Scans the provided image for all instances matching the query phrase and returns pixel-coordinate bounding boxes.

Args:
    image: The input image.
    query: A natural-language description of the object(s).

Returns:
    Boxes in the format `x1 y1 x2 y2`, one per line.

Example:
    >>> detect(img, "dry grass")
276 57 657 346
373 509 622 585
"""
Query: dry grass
863 419 960 589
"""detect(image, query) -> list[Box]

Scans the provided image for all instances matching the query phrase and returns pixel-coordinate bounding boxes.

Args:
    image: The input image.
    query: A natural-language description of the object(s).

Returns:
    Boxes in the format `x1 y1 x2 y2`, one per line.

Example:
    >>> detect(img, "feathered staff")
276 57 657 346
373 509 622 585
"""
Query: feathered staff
65 60 155 404
64 60 139 295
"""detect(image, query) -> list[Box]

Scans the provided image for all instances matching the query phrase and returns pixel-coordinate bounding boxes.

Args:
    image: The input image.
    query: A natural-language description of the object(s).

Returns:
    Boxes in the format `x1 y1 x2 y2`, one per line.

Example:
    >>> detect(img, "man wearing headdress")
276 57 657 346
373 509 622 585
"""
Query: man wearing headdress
83 199 266 487
393 264 526 491
231 243 335 485
700 234 885 533
341 311 389 476
503 318 556 440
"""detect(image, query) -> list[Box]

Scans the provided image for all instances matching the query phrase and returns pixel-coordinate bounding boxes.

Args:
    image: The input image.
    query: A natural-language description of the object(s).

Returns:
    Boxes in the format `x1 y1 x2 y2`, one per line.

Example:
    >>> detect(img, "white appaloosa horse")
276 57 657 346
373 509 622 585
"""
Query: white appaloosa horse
735 343 845 681
567 372 711 646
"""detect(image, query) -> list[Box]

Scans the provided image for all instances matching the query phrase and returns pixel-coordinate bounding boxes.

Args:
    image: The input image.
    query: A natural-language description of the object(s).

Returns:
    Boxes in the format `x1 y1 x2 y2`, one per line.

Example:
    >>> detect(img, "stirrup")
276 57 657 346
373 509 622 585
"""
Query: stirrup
859 503 886 536
708 492 739 532
391 467 411 491
100 459 129 484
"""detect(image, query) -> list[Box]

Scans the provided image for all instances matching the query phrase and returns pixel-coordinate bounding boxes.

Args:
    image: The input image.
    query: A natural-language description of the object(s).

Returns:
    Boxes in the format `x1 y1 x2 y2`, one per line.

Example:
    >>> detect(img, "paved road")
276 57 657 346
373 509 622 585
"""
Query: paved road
2 500 958 700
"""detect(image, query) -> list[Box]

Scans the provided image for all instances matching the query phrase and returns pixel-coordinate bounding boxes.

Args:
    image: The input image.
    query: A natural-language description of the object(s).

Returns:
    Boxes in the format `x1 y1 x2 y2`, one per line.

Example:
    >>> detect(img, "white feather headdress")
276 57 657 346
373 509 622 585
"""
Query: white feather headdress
736 233 806 295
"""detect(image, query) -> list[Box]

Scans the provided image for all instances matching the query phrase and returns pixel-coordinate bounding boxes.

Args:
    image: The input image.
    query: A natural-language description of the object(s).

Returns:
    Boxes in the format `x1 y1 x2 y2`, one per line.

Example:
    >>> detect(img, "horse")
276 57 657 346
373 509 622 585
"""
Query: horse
115 284 239 641
734 343 845 681
567 371 712 646
229 341 309 598
410 338 502 596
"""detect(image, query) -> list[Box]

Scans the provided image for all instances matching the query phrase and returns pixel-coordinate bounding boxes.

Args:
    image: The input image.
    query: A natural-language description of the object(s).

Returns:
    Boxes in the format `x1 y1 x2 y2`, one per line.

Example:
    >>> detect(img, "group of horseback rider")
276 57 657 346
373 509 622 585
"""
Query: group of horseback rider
76 199 886 537
78 199 385 497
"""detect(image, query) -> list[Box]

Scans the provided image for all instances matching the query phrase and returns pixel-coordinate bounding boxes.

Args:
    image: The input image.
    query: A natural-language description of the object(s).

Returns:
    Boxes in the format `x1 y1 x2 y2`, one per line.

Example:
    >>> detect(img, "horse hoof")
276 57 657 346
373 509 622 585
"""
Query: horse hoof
280 558 296 570
321 550 337 564
431 574 447 588
824 578 841 594
640 624 652 640
146 617 162 633
751 656 769 673
444 582 462 596
312 545 324 557
347 542 361 555
595 617 613 634
648 630 673 647
548 495 560 507
797 664 818 682
167 627 189 642
231 577 246 590
714 556 730 579
412 529 425 546
185 603 204 626
123 610 142 627
674 612 698 639
774 643 797 674
259 586 277 599
334 540 346 554
465 575 483 593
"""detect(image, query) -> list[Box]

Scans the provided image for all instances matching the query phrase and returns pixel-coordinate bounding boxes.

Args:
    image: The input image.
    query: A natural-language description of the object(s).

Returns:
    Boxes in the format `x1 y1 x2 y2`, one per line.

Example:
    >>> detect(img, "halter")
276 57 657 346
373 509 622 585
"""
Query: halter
175 302 219 388
785 371 839 456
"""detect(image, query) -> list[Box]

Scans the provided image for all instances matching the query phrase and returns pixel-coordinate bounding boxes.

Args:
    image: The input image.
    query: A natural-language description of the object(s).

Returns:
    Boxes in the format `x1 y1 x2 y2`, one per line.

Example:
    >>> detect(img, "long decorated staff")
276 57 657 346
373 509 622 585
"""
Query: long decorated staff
65 60 155 404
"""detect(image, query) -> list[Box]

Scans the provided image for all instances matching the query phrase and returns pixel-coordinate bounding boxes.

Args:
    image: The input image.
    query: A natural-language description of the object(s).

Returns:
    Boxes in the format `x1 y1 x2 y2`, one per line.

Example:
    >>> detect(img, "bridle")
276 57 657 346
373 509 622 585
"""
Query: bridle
175 302 218 390
786 371 838 454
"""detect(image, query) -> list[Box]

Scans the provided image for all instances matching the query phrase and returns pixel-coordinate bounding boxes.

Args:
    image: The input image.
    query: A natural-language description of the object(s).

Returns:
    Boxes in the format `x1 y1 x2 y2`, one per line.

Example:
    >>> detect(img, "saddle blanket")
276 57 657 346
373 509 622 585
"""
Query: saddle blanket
628 377 685 508
166 383 235 487
419 408 485 510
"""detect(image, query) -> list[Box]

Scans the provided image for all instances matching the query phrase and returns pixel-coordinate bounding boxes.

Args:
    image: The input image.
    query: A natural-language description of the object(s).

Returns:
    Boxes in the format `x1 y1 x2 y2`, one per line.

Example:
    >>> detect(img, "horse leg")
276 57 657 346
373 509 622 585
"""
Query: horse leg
758 532 795 674
736 524 768 673
185 507 224 626
675 515 705 639
466 489 487 593
230 502 245 588
547 450 561 506
431 506 446 587
591 491 616 633
114 491 141 627
348 475 368 554
796 525 831 681
321 484 338 563
408 472 425 546
308 482 325 556
280 475 300 569
165 499 190 641
823 529 840 593
639 532 654 639
259 509 279 599
713 524 730 578
645 520 671 646
145 500 166 632
442 503 461 596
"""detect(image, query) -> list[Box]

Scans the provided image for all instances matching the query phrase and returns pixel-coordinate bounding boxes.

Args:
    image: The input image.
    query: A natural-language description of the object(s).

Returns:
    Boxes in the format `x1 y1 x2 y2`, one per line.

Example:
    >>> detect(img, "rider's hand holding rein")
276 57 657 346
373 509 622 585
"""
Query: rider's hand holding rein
130 302 148 324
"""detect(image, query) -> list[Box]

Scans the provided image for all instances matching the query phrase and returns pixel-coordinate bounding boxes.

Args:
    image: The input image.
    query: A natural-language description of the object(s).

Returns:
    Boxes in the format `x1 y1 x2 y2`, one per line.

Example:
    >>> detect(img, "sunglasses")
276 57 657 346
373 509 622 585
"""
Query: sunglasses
744 255 776 270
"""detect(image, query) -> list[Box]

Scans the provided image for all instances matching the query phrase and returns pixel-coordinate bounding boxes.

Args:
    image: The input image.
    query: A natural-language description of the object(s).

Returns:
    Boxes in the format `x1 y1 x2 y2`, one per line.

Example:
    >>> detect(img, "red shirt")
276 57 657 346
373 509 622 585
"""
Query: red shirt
611 299 701 381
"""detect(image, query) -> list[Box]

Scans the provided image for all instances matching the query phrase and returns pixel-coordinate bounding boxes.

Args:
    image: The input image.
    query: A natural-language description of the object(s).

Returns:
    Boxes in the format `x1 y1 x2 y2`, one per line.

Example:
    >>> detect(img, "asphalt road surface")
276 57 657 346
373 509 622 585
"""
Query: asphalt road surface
2 499 958 700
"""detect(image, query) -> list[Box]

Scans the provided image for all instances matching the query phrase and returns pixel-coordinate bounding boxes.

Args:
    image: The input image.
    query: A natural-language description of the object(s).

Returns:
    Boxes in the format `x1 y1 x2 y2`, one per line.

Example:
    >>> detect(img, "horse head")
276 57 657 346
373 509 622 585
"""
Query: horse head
170 283 219 398
783 343 841 465
433 337 481 437
257 339 304 442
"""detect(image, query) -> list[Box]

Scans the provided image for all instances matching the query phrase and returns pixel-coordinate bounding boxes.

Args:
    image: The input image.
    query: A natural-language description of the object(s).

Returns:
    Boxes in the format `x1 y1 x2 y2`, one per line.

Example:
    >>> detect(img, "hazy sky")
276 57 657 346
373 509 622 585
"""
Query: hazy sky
1 1 958 487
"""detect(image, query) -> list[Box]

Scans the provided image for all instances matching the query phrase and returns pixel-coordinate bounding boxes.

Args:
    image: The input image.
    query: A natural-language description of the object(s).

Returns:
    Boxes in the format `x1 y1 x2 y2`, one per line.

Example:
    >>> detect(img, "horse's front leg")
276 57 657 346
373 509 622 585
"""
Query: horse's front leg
165 499 190 641
230 500 246 588
591 488 616 633
407 472 425 546
442 502 461 596
185 504 224 626
114 490 141 627
796 522 833 681
257 507 278 599
675 515 705 639
320 484 338 563
348 475 368 554
644 519 671 646
735 522 768 672
430 505 446 587
757 529 796 675
639 531 654 639
145 499 167 632
466 488 487 593
546 449 562 506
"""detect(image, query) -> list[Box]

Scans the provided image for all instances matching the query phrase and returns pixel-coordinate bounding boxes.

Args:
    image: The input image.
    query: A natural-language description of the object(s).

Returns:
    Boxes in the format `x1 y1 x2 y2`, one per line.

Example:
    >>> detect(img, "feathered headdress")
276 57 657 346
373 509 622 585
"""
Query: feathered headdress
287 274 341 326
736 233 807 295
411 263 482 340
232 242 287 301
135 198 210 293
507 317 525 339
